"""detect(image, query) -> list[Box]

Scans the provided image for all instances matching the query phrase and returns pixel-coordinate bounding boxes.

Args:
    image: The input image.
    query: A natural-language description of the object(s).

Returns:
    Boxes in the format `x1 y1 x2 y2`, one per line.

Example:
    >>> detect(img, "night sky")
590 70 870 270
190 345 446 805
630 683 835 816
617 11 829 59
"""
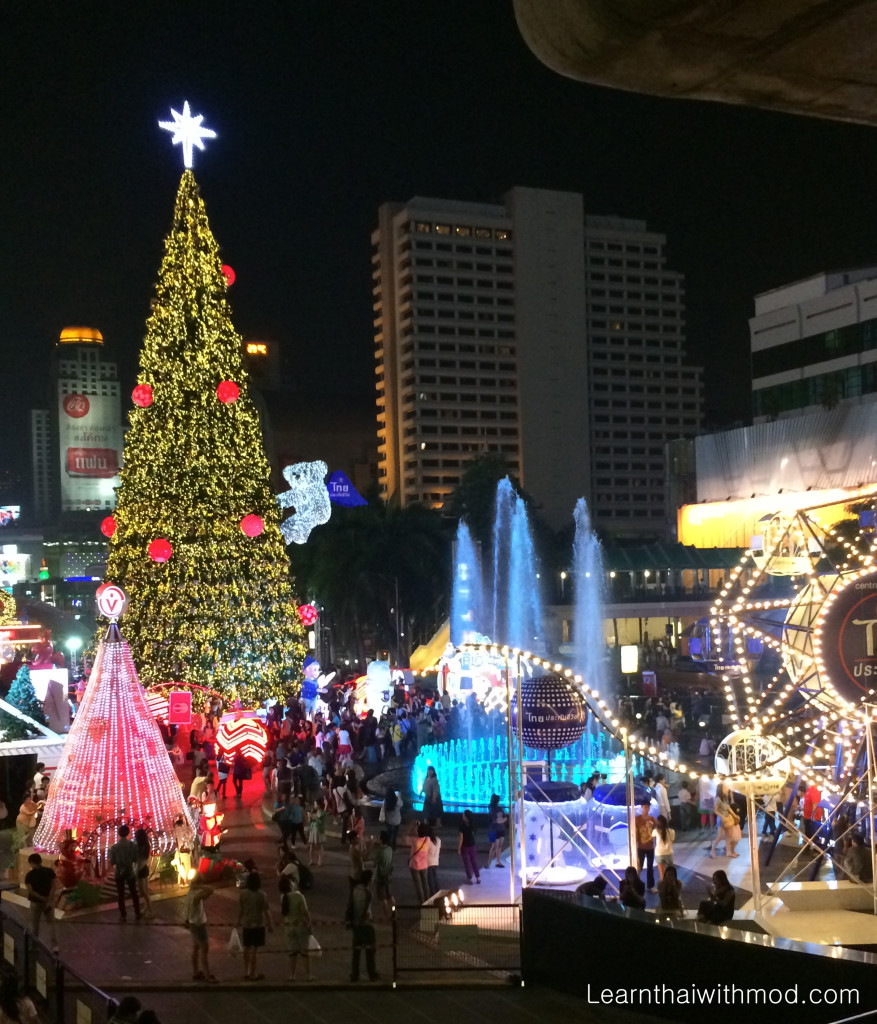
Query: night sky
5 0 877 490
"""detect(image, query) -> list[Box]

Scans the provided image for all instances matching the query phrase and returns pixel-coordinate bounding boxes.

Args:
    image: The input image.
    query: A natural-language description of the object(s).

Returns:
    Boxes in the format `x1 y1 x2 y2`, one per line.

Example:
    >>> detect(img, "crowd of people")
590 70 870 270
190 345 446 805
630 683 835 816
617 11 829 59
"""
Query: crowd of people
164 677 523 984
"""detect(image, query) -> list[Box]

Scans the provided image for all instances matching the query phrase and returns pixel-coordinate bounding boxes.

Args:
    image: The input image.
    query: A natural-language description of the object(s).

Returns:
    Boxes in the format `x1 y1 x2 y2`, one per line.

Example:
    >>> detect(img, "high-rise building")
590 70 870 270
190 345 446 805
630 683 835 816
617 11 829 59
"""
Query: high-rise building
584 216 701 535
750 268 877 422
31 327 122 523
373 189 588 530
373 190 702 535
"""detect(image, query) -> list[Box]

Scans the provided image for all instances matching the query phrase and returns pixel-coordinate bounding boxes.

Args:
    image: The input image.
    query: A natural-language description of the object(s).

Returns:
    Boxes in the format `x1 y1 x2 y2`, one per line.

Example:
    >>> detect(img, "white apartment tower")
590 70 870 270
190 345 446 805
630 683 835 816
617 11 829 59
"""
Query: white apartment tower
373 191 702 535
373 188 589 529
584 216 702 534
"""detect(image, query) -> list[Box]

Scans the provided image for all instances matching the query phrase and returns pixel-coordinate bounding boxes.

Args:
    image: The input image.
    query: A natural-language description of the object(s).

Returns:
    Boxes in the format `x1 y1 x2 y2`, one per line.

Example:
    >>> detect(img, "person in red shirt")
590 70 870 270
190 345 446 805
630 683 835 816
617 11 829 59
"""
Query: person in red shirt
802 783 823 844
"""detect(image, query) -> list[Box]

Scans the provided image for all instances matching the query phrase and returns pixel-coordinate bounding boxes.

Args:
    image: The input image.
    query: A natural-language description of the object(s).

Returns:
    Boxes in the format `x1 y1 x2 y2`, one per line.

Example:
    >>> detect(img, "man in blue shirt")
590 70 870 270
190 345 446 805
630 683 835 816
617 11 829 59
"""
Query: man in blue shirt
108 825 141 922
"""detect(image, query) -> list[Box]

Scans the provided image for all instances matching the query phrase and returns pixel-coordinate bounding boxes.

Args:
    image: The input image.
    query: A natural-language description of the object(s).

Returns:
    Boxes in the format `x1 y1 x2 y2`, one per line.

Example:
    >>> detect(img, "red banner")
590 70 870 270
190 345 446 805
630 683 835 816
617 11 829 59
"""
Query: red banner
167 690 192 725
66 447 118 477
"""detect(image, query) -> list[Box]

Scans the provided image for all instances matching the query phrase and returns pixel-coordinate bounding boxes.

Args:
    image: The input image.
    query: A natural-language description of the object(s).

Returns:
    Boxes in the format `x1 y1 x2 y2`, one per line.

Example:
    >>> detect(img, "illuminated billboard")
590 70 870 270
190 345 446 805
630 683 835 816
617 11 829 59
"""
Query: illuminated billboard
58 392 122 512
0 507 20 526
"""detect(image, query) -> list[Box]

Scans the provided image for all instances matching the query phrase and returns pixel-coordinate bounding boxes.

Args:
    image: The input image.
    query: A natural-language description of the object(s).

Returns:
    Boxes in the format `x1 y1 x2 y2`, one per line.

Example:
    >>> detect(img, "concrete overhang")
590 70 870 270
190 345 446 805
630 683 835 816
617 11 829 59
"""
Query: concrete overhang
513 0 877 126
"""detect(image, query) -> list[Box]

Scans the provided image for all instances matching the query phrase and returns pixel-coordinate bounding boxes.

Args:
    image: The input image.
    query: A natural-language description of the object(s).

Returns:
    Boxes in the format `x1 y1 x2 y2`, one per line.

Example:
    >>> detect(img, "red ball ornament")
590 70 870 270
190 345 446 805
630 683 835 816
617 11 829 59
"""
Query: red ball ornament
100 516 117 539
240 514 264 538
148 538 173 563
221 264 236 286
297 603 318 627
132 384 153 408
216 380 240 404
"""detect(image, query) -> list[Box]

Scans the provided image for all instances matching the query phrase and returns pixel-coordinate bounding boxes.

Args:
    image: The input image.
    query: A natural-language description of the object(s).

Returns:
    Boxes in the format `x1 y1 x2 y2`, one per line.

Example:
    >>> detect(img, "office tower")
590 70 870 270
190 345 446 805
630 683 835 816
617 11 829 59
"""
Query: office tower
373 190 702 536
751 268 877 422
373 188 588 530
31 326 122 522
584 216 702 535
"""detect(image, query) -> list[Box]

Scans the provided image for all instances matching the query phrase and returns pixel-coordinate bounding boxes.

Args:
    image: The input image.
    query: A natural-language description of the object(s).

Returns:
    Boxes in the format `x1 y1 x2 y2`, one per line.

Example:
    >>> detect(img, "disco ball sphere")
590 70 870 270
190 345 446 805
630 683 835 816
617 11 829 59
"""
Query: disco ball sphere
520 673 587 751
714 728 789 797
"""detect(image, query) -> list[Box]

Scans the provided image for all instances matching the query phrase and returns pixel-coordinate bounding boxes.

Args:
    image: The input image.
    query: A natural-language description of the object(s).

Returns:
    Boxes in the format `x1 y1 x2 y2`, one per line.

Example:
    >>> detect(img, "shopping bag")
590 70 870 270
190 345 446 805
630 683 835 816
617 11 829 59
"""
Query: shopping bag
227 927 243 956
306 933 322 958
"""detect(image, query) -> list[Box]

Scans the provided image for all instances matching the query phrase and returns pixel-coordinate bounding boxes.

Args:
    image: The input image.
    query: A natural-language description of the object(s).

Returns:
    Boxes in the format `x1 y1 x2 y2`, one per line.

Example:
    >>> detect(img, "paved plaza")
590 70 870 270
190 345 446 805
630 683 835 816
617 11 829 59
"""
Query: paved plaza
4 761 873 1023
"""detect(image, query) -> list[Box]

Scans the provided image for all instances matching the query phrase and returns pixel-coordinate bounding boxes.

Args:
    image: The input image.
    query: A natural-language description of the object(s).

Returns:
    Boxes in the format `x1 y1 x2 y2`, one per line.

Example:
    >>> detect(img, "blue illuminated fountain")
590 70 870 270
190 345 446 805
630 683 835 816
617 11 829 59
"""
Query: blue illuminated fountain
493 477 544 653
450 521 483 646
413 733 624 807
573 498 608 689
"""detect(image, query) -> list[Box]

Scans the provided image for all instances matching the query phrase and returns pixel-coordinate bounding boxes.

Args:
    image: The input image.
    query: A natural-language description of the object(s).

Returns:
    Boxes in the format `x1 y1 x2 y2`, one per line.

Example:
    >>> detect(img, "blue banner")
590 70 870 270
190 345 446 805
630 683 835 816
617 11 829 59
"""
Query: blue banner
327 470 367 507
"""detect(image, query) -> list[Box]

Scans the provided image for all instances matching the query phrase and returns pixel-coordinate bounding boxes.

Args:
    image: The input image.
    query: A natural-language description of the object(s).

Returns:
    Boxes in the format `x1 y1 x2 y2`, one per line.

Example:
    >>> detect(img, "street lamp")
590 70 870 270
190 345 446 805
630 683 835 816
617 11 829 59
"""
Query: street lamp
66 636 82 676
560 570 567 601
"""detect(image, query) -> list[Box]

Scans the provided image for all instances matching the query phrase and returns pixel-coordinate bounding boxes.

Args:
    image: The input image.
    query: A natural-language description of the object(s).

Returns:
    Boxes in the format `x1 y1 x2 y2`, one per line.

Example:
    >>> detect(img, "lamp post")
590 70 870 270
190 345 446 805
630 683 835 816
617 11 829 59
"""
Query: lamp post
66 636 82 677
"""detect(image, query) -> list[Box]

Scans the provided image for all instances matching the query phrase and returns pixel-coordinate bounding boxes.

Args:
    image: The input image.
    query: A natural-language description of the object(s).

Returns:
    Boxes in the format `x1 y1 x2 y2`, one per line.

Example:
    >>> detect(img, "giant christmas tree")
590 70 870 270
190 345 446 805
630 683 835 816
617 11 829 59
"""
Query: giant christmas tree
104 168 306 703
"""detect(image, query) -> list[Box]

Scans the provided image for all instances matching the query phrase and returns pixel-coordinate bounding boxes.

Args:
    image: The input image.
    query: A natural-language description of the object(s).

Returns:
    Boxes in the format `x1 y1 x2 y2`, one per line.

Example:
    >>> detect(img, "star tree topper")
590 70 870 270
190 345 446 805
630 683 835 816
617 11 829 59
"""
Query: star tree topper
158 101 216 168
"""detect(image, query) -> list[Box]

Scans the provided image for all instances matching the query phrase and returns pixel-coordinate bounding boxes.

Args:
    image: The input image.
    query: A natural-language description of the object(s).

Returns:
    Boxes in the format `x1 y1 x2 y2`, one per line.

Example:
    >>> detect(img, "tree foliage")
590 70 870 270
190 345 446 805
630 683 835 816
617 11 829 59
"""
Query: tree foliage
289 500 450 666
103 171 306 703
0 664 46 741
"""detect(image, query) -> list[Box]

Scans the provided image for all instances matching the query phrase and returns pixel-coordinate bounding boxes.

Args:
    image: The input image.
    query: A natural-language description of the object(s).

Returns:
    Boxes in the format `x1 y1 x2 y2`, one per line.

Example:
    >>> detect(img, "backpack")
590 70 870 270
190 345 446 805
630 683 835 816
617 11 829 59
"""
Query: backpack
297 863 313 891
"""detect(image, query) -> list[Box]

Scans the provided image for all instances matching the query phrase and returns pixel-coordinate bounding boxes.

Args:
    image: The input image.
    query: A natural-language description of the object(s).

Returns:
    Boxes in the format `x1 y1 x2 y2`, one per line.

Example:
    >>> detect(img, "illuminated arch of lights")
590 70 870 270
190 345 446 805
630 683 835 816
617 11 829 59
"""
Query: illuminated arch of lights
414 642 773 789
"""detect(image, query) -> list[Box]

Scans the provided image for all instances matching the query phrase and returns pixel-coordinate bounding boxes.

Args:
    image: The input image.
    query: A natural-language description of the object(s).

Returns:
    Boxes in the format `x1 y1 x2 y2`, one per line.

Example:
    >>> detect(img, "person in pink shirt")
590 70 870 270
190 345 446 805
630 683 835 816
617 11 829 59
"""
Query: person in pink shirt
406 821 430 903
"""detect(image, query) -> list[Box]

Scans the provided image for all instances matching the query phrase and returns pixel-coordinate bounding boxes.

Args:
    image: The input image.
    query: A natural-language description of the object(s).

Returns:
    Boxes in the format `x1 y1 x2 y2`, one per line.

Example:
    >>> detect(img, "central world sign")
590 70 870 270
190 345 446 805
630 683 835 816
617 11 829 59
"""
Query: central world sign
816 570 877 704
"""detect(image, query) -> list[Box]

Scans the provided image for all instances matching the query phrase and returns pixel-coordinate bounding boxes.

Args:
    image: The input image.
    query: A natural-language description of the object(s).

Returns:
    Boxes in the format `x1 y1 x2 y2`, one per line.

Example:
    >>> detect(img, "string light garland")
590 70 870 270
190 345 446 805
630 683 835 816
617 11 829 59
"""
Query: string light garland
706 494 877 794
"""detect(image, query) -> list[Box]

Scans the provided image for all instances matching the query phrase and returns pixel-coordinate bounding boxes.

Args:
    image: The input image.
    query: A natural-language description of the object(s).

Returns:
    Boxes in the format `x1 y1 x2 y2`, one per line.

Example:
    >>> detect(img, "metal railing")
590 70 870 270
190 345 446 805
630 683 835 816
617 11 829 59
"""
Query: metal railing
0 906 116 1024
391 902 522 982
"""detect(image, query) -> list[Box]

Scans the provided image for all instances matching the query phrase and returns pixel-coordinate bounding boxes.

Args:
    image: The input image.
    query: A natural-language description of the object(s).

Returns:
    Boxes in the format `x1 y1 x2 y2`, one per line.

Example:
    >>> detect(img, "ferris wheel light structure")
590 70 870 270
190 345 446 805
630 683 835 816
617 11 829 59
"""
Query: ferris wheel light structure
708 491 877 793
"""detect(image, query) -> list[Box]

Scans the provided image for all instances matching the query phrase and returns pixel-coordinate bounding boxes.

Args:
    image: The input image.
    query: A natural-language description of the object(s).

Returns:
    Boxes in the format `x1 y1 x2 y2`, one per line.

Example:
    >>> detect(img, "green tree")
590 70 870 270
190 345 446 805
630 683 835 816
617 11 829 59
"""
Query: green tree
103 171 306 703
446 452 519 552
290 500 450 665
0 664 47 740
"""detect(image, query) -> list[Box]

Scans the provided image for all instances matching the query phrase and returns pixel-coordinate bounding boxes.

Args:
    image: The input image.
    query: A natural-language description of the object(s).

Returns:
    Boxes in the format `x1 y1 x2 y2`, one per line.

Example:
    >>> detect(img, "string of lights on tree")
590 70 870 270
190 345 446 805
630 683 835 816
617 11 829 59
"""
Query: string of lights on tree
101 106 306 704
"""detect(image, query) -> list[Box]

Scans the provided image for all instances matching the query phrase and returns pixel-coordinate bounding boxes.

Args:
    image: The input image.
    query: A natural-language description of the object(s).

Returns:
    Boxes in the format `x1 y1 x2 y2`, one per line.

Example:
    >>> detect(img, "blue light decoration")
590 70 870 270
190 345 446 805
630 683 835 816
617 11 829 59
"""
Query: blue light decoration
326 471 367 507
412 732 623 809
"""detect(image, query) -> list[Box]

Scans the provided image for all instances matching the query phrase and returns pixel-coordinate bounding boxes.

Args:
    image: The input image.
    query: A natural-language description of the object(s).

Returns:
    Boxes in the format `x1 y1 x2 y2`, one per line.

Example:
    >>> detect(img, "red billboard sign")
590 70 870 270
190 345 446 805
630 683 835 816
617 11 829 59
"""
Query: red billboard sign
167 690 192 725
66 448 118 477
